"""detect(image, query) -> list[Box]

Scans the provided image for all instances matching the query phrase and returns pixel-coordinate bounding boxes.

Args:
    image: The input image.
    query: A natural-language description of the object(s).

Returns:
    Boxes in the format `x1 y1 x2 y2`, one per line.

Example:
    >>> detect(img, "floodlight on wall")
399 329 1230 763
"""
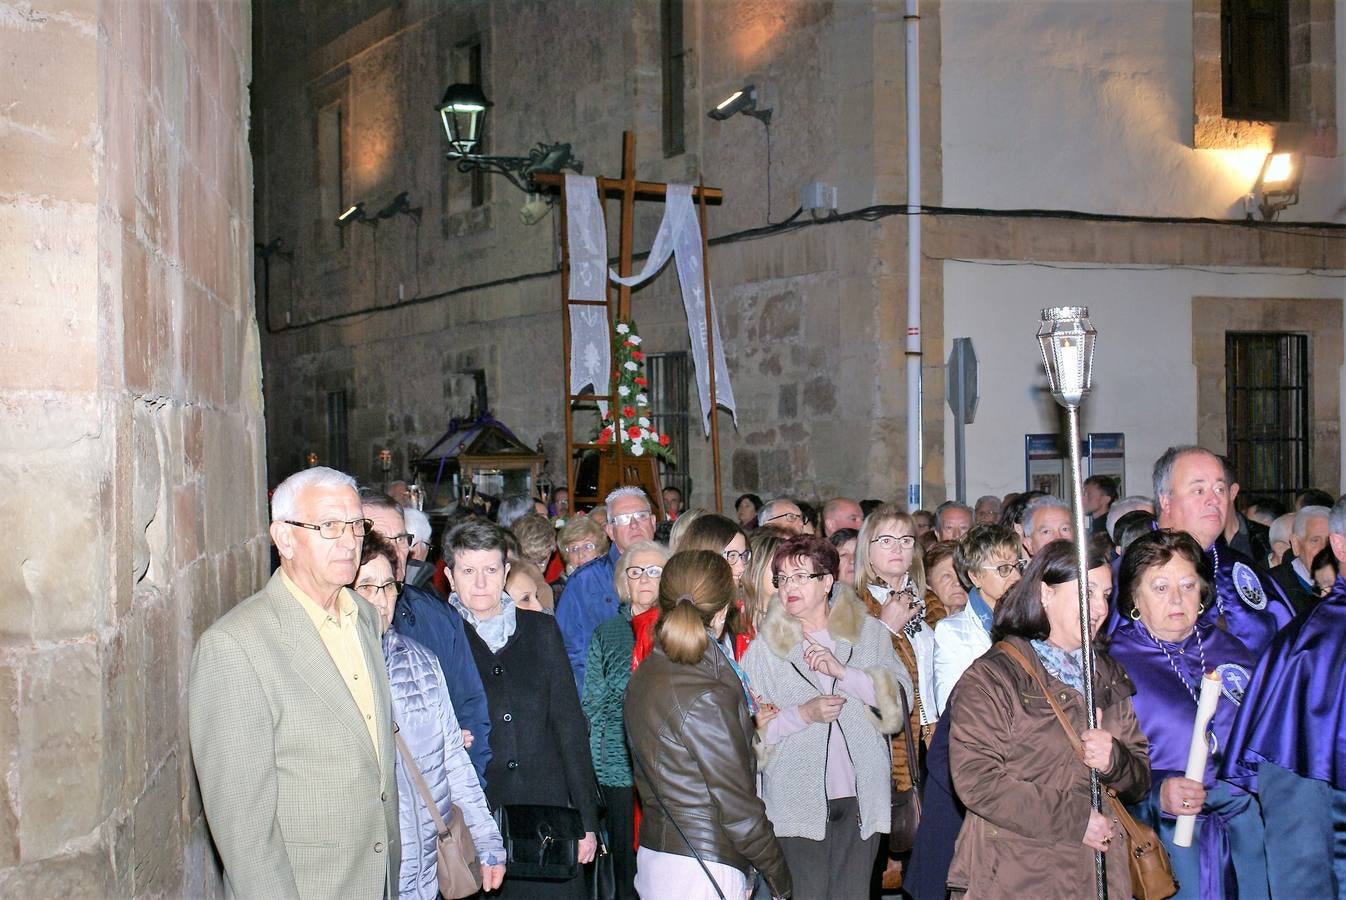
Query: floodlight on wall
436 82 582 194
1254 151 1303 220
336 202 370 227
375 191 422 224
707 85 772 124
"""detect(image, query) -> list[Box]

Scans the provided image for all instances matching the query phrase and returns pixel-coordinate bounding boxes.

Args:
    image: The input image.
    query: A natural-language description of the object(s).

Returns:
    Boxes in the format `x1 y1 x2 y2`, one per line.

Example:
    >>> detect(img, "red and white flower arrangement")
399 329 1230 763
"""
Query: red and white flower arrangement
594 320 676 463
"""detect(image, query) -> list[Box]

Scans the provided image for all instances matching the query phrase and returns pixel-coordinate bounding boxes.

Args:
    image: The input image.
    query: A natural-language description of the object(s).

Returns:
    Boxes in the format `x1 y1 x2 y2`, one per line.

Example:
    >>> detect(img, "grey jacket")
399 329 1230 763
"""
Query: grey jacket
742 585 911 842
384 630 504 900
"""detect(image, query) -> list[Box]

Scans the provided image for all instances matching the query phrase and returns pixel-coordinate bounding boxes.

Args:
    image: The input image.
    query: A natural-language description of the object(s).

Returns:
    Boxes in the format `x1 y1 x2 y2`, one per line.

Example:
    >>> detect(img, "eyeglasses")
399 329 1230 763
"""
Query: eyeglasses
625 565 664 580
386 532 413 546
565 541 597 555
772 571 827 589
354 580 403 599
285 518 373 540
610 510 653 527
724 549 752 564
981 560 1026 578
870 534 917 551
767 511 803 524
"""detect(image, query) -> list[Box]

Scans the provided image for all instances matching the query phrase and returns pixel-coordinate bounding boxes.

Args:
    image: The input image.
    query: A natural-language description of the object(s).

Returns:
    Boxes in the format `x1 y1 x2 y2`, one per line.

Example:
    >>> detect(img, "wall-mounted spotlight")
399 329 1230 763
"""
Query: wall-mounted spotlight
436 83 582 194
375 191 422 224
708 84 772 124
336 202 370 227
1254 151 1303 220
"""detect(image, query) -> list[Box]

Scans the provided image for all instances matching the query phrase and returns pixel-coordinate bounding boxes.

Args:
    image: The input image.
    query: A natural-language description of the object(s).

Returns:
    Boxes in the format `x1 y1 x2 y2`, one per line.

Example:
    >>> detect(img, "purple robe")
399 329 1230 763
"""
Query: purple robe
1222 578 1346 793
1110 618 1255 784
1202 536 1292 656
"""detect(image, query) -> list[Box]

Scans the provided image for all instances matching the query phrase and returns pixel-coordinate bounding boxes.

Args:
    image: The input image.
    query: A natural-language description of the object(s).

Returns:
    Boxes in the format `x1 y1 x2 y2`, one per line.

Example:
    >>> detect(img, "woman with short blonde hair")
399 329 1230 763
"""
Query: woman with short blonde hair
558 516 608 573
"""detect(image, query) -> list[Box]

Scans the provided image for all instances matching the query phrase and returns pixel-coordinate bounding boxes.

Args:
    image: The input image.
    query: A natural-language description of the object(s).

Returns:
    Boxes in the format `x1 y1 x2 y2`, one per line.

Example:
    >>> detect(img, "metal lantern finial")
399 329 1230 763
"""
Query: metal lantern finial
1037 306 1097 408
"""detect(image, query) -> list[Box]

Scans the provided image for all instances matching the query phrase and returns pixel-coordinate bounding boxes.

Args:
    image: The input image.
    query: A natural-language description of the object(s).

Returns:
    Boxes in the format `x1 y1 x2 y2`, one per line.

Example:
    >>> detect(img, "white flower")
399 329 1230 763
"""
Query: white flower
624 361 638 372
639 428 650 441
638 416 650 428
629 335 642 345
617 385 631 397
553 518 567 529
616 323 630 334
636 393 648 405
630 442 645 456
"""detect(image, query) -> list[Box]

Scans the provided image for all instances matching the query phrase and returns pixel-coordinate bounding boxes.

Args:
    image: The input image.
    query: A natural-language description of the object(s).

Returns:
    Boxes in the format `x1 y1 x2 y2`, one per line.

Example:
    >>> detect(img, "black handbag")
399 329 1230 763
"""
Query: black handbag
889 685 923 854
590 786 616 900
492 804 584 881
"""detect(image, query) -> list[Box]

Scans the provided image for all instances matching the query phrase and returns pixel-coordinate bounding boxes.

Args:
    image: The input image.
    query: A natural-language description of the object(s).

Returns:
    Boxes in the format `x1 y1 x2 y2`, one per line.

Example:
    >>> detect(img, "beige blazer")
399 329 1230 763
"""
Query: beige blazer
189 570 399 899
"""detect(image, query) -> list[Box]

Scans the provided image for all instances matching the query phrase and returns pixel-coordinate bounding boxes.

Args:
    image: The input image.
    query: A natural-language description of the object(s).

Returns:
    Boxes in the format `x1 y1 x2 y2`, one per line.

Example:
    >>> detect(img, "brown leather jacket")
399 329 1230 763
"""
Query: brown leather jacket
625 639 792 897
946 636 1151 898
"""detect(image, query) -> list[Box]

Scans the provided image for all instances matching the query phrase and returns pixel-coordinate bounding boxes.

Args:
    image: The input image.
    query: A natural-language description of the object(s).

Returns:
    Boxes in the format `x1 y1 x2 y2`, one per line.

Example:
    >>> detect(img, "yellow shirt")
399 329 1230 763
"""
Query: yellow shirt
282 571 381 762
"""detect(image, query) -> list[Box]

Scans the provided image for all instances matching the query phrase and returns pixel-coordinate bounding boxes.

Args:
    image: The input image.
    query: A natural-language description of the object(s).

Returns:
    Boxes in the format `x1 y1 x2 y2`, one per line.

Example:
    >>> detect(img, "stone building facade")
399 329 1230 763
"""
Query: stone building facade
1 1 265 895
253 0 1345 508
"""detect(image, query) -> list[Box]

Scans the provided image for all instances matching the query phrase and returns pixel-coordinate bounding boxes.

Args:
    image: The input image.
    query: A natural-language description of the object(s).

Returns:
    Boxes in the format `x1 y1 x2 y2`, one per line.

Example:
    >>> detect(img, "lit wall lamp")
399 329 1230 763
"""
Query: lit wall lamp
336 202 371 227
1253 151 1304 220
436 82 582 194
708 84 772 124
375 191 422 224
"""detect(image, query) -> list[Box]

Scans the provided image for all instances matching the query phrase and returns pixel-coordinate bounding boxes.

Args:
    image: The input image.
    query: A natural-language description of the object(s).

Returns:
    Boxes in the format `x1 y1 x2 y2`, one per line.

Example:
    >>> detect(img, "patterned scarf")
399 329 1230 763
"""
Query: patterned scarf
449 592 518 653
1030 639 1087 695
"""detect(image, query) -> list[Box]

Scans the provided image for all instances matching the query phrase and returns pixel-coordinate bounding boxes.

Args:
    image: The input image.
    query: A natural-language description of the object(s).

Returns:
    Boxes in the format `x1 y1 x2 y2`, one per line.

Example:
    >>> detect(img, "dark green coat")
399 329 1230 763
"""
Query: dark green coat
581 607 635 787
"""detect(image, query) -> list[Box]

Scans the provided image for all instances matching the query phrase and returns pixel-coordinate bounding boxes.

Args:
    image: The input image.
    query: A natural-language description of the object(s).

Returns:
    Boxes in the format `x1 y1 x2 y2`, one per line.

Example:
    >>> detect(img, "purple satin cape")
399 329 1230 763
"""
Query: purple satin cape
1110 618 1254 781
1221 578 1346 793
1203 536 1293 656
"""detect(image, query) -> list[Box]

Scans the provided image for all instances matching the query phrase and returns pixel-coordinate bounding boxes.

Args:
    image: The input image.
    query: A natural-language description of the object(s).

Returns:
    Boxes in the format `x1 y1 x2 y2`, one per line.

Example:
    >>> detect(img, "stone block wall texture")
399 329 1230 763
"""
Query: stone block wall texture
253 0 944 507
0 0 265 896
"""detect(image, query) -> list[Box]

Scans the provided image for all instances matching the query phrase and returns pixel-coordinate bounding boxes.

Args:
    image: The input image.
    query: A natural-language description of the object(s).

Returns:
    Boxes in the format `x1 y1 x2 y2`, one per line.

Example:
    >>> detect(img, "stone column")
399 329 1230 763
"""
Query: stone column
0 1 266 895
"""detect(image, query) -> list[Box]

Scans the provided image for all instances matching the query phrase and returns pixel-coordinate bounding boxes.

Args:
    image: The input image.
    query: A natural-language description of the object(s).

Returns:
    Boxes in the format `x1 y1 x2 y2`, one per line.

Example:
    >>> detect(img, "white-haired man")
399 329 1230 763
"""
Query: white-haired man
758 497 805 534
189 467 398 898
1267 512 1295 569
1270 505 1331 616
1150 445 1292 653
1104 495 1155 544
1020 495 1073 557
935 501 973 542
1222 496 1346 898
556 485 656 690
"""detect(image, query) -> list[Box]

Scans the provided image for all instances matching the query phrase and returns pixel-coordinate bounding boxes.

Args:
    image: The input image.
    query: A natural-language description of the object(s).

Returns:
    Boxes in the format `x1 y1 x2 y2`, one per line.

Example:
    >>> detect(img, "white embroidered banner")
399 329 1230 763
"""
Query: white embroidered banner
568 305 610 418
564 174 607 301
564 176 736 435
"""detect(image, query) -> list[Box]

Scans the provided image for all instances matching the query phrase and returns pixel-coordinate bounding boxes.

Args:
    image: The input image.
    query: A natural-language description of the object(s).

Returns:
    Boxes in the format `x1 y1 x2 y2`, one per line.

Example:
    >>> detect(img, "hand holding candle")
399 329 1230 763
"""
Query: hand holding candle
1174 670 1223 847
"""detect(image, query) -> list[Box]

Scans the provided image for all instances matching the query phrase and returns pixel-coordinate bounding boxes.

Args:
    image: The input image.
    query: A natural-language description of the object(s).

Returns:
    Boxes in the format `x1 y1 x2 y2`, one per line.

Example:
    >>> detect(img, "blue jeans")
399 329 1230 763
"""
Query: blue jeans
1259 762 1346 899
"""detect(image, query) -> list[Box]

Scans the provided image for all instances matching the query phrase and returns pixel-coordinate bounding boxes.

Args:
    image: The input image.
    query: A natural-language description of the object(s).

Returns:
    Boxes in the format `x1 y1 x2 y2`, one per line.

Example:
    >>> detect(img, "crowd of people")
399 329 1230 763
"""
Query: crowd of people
188 444 1346 899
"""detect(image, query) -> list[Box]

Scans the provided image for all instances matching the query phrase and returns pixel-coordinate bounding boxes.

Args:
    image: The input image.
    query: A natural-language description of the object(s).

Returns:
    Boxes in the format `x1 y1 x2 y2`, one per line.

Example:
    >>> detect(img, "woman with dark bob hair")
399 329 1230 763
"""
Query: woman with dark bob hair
945 539 1151 898
742 535 910 899
624 551 791 899
1109 529 1266 897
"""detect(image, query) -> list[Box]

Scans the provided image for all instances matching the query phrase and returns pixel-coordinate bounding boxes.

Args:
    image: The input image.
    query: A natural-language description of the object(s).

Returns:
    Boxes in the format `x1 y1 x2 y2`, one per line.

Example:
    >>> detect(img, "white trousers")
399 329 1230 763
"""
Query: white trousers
634 846 748 900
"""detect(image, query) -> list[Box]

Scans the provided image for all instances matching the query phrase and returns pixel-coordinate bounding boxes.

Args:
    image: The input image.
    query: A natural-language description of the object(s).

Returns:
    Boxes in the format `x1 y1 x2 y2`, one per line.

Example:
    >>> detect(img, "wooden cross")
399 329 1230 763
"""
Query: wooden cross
533 131 725 514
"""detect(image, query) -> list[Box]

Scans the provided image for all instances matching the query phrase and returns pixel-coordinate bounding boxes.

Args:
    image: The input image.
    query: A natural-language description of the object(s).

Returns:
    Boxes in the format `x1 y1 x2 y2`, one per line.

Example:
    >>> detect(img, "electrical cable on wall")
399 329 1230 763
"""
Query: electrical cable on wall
261 202 1346 334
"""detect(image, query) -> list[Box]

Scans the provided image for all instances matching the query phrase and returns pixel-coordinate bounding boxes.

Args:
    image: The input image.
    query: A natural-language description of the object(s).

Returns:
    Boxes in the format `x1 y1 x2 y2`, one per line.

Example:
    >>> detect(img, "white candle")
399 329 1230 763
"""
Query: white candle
1174 671 1223 847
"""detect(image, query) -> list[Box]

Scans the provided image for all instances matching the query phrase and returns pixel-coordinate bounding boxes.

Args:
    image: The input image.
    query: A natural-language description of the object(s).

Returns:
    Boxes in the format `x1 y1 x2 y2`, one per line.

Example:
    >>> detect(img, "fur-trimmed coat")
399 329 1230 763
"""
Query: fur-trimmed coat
742 585 913 841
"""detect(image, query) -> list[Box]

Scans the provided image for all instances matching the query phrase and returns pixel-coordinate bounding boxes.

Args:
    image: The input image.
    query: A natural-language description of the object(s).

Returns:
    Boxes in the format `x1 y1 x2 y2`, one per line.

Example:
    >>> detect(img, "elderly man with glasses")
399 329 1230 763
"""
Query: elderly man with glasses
189 467 399 899
556 485 657 691
758 497 806 534
360 487 492 784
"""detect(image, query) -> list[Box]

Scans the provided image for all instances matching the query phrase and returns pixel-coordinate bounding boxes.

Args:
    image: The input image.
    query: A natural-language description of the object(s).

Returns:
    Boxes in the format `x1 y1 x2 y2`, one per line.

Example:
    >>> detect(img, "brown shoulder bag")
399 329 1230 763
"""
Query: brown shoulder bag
997 641 1178 900
393 727 484 900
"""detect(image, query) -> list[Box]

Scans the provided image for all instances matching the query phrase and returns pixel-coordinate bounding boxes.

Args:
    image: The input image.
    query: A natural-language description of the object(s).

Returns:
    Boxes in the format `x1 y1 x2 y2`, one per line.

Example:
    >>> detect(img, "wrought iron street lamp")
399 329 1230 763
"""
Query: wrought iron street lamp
436 83 581 194
1037 305 1106 900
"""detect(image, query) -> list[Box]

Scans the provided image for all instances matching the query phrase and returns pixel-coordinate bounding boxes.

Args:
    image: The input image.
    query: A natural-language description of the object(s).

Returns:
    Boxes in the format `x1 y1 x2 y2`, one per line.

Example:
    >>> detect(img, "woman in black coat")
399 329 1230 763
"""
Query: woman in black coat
445 520 600 899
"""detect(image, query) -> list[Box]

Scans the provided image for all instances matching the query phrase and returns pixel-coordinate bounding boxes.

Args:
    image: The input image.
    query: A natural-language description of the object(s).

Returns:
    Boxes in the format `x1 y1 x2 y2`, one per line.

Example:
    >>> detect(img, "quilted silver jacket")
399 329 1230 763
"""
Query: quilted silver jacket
384 629 504 900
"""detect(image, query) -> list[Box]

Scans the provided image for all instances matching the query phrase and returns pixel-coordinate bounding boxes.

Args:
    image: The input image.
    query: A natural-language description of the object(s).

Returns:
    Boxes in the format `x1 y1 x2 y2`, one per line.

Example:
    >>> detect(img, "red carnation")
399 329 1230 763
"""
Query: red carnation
632 350 644 361
622 405 635 418
627 425 642 439
597 433 609 446
634 376 648 387
658 434 670 446
624 340 636 347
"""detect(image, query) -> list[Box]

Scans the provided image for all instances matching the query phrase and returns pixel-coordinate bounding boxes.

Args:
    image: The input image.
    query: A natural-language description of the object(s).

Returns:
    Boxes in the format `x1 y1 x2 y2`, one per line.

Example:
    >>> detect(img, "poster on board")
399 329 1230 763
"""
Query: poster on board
1087 432 1126 496
1025 434 1067 498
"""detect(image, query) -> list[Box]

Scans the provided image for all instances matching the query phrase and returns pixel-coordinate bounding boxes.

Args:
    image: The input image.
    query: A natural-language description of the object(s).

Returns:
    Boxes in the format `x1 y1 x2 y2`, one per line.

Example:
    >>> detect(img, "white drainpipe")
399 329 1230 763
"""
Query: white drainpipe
904 0 923 510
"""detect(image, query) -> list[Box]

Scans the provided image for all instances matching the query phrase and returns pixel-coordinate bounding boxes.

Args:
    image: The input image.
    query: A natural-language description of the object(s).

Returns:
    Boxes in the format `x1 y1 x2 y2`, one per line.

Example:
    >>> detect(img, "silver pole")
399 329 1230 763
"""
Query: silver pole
1065 403 1106 899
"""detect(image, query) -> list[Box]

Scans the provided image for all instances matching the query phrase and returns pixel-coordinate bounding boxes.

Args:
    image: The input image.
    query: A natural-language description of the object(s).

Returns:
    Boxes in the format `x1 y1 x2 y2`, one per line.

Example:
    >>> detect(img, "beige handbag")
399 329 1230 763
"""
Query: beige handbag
393 727 483 900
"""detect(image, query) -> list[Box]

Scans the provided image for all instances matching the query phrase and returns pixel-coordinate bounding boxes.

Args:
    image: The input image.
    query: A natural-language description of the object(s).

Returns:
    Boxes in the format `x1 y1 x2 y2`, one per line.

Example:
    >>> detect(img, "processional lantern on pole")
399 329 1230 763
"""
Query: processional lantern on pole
1037 305 1107 900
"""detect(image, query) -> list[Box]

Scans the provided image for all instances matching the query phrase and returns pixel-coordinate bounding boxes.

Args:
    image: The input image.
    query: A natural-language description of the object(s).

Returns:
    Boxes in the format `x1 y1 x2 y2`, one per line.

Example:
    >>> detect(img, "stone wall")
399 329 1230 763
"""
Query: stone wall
253 0 943 507
0 1 265 895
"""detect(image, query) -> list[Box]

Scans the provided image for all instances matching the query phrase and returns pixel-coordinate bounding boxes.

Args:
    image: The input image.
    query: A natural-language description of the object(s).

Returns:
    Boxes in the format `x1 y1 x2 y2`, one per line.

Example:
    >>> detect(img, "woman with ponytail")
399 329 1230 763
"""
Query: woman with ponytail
624 551 792 900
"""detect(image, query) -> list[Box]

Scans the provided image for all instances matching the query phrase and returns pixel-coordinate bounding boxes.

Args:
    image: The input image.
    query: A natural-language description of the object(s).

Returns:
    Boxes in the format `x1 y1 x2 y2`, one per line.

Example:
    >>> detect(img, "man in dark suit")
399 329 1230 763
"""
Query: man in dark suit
1270 505 1332 616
